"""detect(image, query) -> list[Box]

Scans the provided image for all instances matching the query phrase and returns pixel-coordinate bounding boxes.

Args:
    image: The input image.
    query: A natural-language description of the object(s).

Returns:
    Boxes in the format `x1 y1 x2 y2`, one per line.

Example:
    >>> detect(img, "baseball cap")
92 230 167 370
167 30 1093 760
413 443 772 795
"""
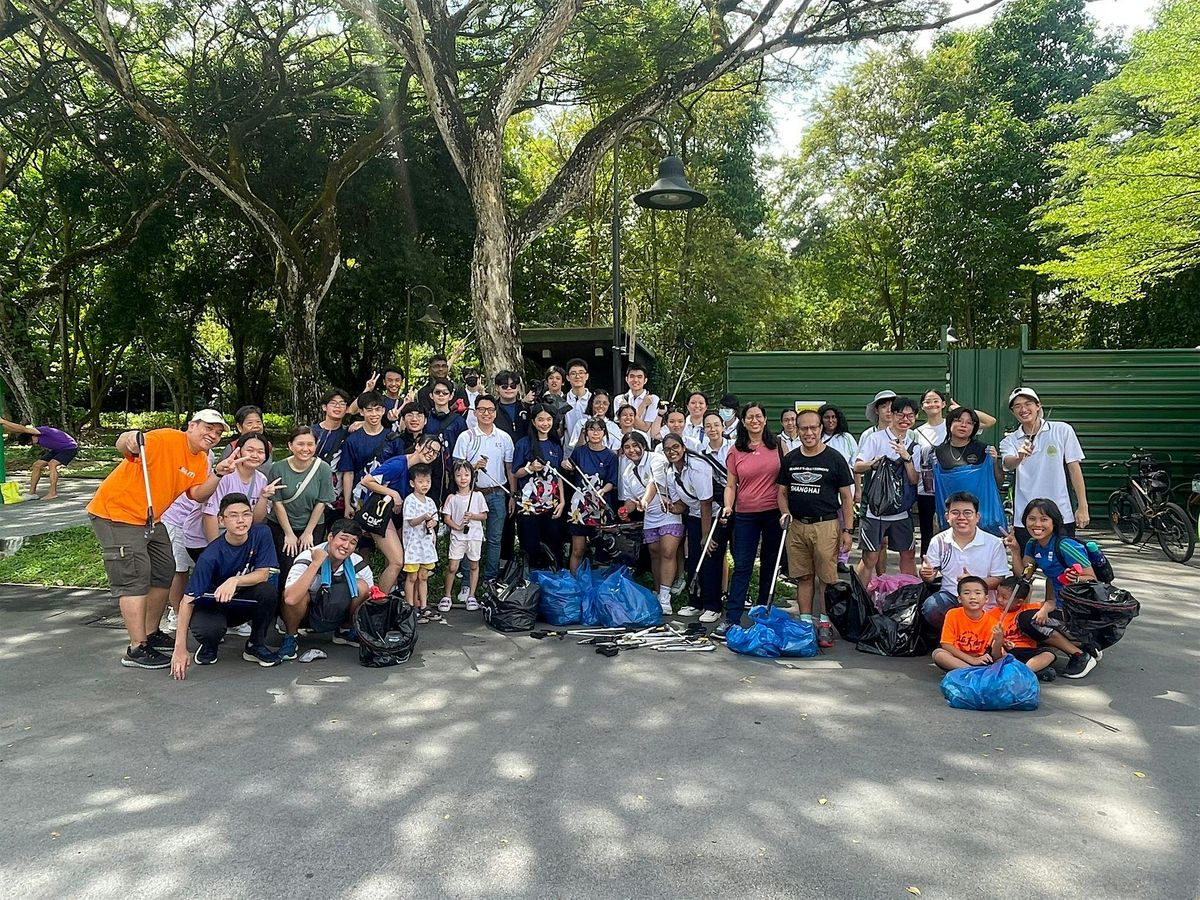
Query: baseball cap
1007 387 1041 408
865 390 897 425
190 409 227 429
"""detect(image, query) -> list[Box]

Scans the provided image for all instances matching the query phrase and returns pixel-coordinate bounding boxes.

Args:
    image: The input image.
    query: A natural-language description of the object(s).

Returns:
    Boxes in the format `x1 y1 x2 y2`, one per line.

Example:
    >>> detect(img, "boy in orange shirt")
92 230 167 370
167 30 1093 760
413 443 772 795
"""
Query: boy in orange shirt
933 575 1057 680
992 575 1058 681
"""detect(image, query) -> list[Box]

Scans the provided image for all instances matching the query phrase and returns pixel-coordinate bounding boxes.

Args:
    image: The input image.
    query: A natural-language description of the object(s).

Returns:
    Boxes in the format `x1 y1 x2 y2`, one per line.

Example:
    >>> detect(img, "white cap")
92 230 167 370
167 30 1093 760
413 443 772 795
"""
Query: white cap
865 390 897 425
190 409 228 429
1007 388 1041 408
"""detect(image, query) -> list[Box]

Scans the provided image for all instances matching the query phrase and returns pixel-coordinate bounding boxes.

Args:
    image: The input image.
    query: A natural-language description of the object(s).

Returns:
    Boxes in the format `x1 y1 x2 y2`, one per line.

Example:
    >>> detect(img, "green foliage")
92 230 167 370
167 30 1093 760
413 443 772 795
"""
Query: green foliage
0 526 108 587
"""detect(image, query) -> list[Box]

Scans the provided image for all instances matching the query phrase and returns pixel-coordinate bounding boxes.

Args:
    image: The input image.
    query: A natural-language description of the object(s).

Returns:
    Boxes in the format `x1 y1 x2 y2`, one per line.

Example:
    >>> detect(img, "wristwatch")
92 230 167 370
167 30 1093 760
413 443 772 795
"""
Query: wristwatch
842 528 853 534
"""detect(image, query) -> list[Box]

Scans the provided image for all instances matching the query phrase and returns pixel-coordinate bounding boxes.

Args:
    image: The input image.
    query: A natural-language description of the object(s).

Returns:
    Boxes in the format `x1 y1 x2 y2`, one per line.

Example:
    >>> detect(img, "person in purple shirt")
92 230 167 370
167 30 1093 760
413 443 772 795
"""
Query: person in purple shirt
1 416 79 500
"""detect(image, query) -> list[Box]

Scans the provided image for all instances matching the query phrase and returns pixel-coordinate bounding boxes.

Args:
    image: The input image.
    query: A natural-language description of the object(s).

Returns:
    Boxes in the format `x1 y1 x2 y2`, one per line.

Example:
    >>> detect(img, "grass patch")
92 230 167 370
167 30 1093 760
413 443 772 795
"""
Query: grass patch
0 526 108 587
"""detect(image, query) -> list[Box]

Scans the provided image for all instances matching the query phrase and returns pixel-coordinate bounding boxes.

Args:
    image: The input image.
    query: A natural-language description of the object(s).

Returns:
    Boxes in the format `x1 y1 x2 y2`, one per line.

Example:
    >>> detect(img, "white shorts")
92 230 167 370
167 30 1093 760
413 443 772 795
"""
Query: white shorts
163 522 195 573
449 535 483 562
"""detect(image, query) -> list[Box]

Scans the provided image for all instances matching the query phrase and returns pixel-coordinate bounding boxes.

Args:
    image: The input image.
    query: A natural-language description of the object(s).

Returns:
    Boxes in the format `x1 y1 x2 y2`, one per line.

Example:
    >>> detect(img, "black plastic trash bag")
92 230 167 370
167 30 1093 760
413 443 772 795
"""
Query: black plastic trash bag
591 526 642 568
355 590 418 667
1060 581 1140 649
855 582 931 657
479 556 541 633
825 576 873 643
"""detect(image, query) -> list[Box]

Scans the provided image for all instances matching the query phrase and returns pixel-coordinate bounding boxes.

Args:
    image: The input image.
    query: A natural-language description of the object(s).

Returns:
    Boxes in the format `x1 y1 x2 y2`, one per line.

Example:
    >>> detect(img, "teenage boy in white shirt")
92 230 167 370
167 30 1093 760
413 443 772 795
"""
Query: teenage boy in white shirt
613 363 661 432
918 491 1011 628
563 358 593 438
1000 387 1088 547
854 395 922 580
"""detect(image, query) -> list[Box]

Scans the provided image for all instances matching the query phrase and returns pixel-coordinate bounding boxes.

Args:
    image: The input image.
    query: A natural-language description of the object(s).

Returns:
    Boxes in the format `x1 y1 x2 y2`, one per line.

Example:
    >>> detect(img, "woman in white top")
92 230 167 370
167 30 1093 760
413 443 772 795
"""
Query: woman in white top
626 432 684 615
567 389 622 452
819 404 859 571
658 435 715 619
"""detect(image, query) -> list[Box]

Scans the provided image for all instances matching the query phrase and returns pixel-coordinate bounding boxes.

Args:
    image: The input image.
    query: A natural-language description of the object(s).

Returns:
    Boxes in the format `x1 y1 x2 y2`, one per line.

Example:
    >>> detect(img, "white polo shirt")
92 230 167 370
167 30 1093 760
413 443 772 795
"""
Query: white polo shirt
452 426 514 491
661 457 714 518
563 389 592 437
682 418 706 445
614 390 660 427
924 527 1010 607
1000 420 1084 524
856 427 923 521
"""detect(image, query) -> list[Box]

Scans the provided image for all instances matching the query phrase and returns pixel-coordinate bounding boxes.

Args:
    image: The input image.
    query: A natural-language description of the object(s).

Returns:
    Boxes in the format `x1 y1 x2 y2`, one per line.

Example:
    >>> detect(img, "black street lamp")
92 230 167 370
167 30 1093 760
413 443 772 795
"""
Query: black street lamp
611 118 707 392
405 284 439 379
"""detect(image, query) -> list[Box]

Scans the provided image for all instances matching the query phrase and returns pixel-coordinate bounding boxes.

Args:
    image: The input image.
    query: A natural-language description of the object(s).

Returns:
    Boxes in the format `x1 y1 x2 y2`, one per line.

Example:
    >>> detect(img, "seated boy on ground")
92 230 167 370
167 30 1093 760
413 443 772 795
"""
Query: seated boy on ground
991 575 1059 682
279 518 375 658
932 576 998 672
170 493 282 679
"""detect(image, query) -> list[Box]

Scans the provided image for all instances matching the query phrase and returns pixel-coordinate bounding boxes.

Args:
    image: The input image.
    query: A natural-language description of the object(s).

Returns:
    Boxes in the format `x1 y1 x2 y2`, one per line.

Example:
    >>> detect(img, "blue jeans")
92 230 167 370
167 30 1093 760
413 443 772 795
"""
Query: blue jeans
727 510 783 624
921 590 958 630
483 491 507 580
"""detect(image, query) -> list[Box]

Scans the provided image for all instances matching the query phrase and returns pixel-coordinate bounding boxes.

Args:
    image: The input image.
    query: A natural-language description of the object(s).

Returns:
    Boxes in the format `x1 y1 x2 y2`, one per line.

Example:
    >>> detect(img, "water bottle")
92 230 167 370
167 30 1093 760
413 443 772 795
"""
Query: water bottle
1085 541 1115 584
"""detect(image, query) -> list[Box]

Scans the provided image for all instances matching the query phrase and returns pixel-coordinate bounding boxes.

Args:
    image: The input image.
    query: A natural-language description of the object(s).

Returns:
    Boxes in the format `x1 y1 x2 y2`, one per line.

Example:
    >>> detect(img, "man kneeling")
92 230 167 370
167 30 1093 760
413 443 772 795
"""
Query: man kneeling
279 518 374 660
171 493 281 679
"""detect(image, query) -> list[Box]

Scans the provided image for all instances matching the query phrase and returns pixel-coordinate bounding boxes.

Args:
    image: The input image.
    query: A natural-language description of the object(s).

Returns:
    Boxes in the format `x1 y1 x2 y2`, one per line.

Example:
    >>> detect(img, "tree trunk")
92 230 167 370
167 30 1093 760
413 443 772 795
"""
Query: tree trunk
282 285 323 425
469 179 522 374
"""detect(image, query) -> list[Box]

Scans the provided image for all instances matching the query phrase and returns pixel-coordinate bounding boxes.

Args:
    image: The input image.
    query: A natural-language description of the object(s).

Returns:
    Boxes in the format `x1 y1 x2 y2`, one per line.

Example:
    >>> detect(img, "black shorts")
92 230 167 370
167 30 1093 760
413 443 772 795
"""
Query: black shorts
1008 646 1053 663
41 447 78 465
569 522 600 538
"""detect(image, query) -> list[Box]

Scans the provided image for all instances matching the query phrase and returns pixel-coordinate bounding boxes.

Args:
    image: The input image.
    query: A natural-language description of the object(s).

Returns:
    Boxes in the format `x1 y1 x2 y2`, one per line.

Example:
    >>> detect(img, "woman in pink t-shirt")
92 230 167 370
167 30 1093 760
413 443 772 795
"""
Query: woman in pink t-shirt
717 402 784 638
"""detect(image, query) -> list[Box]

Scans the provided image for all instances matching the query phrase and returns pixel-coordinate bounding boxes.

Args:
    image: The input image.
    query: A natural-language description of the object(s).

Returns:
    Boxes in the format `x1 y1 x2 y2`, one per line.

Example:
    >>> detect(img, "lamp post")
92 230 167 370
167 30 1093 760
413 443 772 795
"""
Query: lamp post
611 118 707 392
405 284 439 380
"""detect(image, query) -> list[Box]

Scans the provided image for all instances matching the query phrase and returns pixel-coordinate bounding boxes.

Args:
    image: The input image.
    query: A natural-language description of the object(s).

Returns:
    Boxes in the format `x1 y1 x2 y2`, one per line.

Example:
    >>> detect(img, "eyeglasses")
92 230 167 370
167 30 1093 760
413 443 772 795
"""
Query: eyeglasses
946 509 977 518
476 406 496 414
895 412 916 420
326 400 347 407
496 381 519 389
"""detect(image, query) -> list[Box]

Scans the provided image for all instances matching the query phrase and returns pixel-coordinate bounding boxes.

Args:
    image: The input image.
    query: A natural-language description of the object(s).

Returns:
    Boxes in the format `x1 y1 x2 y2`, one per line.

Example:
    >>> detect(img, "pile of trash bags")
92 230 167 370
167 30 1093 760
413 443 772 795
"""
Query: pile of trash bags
530 560 661 629
725 605 819 659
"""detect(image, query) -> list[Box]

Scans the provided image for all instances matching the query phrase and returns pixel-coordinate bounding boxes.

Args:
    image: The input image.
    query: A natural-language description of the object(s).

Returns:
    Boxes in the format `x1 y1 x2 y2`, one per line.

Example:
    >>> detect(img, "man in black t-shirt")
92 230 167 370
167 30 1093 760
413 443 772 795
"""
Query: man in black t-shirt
776 409 855 648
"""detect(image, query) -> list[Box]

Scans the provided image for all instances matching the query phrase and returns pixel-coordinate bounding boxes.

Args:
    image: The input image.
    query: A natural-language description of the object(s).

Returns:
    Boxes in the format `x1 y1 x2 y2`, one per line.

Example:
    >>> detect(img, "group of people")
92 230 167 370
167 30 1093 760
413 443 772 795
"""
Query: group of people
71 352 1103 683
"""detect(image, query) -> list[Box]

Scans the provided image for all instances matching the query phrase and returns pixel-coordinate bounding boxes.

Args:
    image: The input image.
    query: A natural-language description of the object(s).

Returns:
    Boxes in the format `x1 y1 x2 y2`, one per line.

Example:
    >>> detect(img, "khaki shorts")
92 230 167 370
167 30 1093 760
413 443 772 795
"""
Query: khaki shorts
449 535 483 562
785 518 839 584
90 514 175 599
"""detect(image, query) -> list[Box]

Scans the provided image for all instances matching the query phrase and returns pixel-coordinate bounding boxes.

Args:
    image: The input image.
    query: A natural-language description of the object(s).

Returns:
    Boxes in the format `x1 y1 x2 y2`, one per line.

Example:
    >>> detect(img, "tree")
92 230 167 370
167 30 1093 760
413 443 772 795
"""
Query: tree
1037 0 1200 307
341 0 1004 374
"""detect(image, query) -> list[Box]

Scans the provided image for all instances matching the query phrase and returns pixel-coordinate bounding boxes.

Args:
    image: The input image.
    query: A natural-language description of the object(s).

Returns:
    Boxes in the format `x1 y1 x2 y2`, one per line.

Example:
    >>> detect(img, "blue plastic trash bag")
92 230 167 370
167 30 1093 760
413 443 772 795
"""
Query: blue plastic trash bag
933 460 1006 536
594 568 661 628
573 559 623 626
748 605 819 658
725 622 782 658
531 569 583 626
940 655 1040 711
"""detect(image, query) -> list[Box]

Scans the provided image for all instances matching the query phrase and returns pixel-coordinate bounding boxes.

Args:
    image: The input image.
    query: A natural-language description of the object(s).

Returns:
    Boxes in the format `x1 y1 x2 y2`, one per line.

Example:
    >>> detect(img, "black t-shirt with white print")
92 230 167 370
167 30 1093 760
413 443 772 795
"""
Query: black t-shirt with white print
776 446 853 519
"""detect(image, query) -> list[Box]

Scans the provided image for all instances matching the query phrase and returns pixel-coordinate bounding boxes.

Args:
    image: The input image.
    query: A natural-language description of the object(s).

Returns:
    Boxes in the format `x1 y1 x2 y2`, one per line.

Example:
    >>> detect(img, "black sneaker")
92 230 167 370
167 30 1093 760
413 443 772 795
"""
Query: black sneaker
712 621 732 641
1064 651 1097 679
145 629 174 653
121 642 170 669
242 642 281 667
194 643 219 666
836 562 851 574
1036 666 1057 683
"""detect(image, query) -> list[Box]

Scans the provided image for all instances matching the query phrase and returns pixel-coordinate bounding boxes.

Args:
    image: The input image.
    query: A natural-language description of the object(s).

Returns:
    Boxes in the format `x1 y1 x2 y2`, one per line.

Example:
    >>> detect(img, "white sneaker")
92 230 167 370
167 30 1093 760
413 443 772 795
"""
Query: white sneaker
659 600 674 616
676 605 701 617
227 623 251 637
164 607 178 632
438 596 452 613
457 585 470 603
465 596 479 612
670 575 687 596
698 610 721 624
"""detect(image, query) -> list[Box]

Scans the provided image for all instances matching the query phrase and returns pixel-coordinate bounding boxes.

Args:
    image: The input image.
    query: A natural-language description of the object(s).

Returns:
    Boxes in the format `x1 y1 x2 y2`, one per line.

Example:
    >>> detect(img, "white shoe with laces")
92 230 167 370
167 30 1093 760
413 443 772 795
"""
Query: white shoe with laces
698 610 721 624
676 605 701 617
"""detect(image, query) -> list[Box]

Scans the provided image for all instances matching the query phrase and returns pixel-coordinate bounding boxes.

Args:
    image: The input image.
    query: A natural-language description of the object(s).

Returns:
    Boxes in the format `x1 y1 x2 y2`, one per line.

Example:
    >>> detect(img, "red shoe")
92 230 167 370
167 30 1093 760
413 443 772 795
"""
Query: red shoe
817 621 834 649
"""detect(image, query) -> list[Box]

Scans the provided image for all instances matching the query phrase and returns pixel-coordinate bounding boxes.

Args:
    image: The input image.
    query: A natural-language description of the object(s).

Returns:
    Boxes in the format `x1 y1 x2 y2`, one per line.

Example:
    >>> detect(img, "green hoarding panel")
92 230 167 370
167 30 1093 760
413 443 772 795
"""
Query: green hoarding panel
726 351 949 434
949 349 1022 446
1018 350 1200 515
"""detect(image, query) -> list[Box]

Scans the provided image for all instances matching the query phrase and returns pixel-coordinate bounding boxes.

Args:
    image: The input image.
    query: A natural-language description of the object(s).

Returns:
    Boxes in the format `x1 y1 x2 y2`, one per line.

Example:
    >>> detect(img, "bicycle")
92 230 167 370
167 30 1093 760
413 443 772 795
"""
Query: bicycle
1102 452 1195 563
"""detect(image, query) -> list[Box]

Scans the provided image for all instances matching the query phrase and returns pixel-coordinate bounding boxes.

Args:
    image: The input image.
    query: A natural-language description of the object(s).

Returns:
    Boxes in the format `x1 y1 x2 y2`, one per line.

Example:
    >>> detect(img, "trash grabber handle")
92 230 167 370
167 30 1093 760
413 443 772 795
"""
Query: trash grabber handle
137 431 154 536
766 514 792 610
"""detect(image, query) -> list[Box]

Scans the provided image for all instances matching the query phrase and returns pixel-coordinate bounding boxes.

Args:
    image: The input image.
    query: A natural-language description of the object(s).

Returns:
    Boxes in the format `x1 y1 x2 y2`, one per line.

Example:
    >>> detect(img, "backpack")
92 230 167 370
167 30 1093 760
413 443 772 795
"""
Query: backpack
865 440 917 517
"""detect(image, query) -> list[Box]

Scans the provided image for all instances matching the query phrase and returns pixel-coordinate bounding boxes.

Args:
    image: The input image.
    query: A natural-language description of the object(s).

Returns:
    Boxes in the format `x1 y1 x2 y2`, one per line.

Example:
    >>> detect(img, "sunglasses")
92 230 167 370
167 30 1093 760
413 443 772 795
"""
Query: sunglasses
496 381 519 389
432 389 451 396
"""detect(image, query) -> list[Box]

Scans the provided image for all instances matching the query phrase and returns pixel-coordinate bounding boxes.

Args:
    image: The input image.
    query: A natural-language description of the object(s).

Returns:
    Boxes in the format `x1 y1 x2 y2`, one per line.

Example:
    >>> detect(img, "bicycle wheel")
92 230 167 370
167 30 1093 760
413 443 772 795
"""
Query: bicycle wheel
1154 502 1195 563
1107 490 1142 544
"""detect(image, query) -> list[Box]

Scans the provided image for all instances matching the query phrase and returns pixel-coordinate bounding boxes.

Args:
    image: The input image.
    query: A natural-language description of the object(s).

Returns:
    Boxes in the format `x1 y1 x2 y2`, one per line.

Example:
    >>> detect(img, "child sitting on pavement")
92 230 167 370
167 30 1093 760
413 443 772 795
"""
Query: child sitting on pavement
932 575 1055 680
990 575 1059 682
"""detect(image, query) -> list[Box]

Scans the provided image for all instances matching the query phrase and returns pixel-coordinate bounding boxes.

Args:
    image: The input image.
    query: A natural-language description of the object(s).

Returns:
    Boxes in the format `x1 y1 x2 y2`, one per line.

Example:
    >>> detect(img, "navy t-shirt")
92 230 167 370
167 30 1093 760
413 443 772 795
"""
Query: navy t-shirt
569 445 618 511
513 437 565 491
1024 536 1092 604
369 454 412 497
186 524 278 597
337 428 395 485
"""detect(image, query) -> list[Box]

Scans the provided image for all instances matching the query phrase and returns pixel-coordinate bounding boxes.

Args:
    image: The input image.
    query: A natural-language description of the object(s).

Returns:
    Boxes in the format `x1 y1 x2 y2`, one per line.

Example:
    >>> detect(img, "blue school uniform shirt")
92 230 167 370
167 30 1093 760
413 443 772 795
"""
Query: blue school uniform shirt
186 523 277 597
512 437 565 491
569 444 618 511
1025 536 1091 604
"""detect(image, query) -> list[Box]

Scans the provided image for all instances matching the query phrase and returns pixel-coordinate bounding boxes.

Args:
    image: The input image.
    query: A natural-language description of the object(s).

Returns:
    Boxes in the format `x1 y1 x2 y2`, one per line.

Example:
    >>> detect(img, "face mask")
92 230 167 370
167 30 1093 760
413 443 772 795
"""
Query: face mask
719 409 734 422
465 375 479 388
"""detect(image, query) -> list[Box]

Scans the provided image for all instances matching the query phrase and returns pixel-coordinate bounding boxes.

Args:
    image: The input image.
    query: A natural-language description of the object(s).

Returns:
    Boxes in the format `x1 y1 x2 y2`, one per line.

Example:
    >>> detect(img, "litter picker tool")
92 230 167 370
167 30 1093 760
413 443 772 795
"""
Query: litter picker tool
667 337 696 407
136 431 154 538
765 514 792 611
685 512 723 600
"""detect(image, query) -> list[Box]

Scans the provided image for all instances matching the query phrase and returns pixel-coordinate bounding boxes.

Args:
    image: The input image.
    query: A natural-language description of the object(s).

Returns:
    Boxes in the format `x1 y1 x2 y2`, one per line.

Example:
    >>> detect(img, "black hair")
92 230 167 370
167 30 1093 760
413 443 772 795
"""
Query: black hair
218 492 252 515
890 395 918 417
328 518 364 540
586 390 612 418
944 491 980 512
621 430 649 452
703 410 724 424
529 402 556 430
795 408 821 425
234 405 263 426
321 388 351 406
566 357 588 373
415 434 442 453
659 433 686 452
998 574 1021 592
686 391 708 405
429 377 453 392
734 402 778 452
956 574 989 595
817 404 849 436
493 370 521 386
382 366 406 379
1021 498 1066 542
409 462 433 481
237 432 269 455
288 426 315 443
624 362 647 377
720 393 739 408
357 390 385 409
921 388 948 404
429 353 448 365
473 394 498 410
665 407 686 422
399 401 425 418
944 405 981 438
544 365 567 382
779 408 797 423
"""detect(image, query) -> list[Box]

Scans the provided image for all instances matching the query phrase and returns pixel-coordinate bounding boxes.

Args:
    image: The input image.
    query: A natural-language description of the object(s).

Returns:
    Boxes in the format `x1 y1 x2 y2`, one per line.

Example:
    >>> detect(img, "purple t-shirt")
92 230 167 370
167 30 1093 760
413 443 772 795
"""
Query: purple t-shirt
36 427 77 452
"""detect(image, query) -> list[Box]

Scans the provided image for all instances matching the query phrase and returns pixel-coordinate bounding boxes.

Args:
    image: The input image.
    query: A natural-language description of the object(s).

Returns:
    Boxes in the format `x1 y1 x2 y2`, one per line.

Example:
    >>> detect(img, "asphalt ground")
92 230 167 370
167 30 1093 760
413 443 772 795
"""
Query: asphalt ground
1 538 1196 899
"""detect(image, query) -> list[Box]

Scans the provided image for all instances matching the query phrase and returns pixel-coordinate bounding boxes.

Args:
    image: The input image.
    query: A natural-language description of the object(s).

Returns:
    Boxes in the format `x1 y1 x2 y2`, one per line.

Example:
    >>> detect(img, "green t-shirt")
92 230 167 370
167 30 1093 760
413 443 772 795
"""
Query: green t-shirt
268 458 335 530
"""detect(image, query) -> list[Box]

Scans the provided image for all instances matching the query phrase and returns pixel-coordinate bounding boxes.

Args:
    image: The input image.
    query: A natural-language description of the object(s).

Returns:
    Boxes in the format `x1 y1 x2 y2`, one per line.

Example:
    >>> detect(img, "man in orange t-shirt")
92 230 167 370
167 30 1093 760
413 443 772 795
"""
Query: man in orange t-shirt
88 410 239 669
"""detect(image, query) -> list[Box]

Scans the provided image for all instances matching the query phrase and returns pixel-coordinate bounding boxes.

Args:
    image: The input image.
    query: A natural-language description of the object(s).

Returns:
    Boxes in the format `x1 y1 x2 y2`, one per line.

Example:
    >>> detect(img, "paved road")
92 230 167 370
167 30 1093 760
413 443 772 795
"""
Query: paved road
1 540 1196 899
0 478 95 541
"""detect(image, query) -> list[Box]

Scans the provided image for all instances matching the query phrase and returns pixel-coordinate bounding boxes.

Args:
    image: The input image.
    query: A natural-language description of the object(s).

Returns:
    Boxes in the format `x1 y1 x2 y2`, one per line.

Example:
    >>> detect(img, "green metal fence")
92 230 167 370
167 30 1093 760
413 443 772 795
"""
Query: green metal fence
726 347 1200 518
